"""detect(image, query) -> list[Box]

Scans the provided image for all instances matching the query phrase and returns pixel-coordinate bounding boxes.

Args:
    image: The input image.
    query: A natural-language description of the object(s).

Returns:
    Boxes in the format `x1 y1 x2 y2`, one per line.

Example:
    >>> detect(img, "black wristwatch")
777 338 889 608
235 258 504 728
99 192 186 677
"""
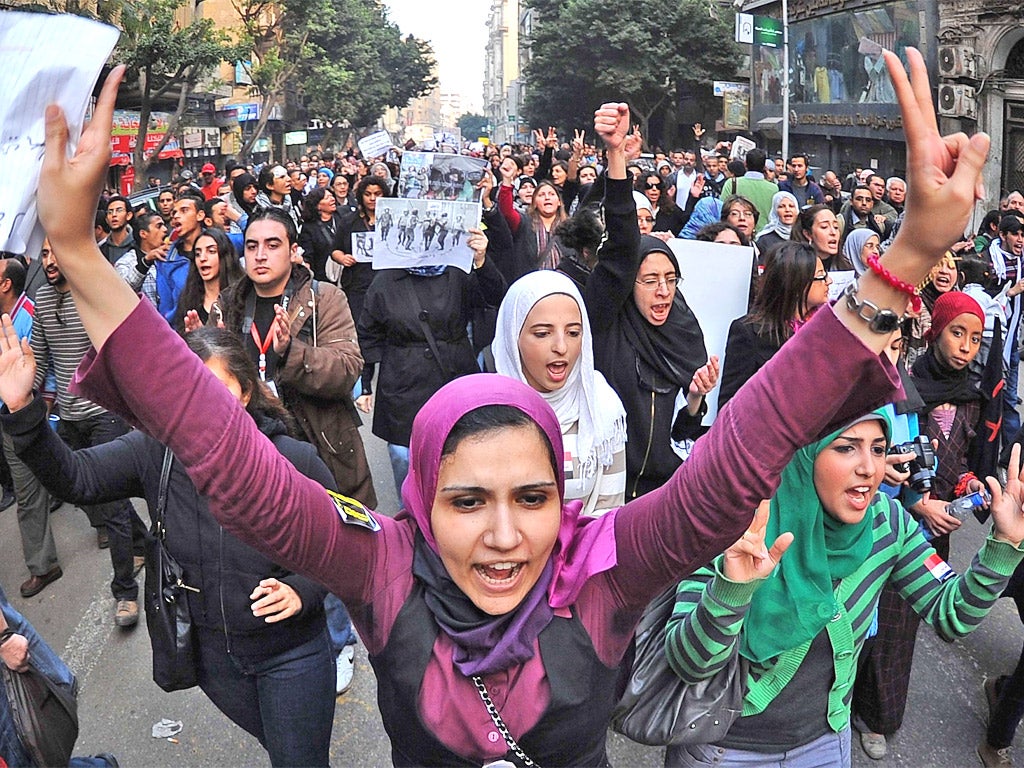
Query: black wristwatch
842 280 904 334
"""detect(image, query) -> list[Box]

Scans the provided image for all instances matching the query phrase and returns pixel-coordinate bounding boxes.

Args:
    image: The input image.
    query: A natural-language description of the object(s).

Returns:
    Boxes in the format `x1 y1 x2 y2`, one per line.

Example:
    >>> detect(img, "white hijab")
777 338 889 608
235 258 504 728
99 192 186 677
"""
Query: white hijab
493 271 627 482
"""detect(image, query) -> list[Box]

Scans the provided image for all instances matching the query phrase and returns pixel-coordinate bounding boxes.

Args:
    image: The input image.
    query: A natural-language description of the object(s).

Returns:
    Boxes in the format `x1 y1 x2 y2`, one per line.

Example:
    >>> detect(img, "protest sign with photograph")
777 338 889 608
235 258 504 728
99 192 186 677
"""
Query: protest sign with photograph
398 152 488 202
369 198 481 274
668 238 755 425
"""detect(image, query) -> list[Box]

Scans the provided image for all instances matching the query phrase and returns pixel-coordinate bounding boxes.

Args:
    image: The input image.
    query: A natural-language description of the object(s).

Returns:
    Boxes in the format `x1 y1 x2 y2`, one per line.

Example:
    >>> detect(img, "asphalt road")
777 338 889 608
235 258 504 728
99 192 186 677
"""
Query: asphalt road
2 420 1022 767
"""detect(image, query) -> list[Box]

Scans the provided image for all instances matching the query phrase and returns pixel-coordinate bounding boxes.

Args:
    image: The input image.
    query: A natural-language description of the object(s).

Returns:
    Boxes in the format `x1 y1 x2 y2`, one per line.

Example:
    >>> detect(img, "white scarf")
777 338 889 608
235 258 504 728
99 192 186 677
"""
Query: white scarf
493 272 627 486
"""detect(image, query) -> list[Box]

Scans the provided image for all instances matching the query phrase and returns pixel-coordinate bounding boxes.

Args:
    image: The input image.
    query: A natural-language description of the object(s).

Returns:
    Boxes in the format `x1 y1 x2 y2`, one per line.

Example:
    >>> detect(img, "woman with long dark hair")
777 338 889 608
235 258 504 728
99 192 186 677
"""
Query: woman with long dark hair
172 227 243 332
297 187 344 283
718 242 832 411
794 204 852 271
336 175 389 328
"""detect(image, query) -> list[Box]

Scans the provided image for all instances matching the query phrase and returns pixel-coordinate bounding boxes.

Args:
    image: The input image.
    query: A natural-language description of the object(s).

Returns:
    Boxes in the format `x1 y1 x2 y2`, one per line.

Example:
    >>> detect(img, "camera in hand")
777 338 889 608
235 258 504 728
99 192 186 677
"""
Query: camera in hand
946 488 992 524
887 435 937 493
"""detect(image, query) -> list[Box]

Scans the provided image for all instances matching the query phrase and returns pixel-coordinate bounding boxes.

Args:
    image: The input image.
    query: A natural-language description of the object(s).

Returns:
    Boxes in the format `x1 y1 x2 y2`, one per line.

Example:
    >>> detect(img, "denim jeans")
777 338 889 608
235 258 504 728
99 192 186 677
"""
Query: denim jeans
195 626 335 767
0 583 113 767
388 443 410 497
58 413 148 600
324 593 356 654
1002 335 1021 450
665 727 852 768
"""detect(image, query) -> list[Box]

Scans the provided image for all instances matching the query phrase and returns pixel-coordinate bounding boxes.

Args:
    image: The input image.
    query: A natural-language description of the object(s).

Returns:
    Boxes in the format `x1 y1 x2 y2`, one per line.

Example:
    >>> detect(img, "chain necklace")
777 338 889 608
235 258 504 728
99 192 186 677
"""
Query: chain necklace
471 675 538 767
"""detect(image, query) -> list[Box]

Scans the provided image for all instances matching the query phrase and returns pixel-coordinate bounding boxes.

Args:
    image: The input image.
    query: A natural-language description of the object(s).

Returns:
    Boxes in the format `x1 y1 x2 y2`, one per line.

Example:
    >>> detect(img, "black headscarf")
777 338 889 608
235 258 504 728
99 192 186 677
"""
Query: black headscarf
910 346 983 411
232 172 258 216
623 236 707 393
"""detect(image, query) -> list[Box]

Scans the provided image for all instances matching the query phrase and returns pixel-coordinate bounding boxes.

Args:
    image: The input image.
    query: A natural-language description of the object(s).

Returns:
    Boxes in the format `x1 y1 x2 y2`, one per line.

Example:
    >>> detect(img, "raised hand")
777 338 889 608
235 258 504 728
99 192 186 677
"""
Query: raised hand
544 127 558 148
722 500 793 583
883 48 989 266
693 123 705 139
572 129 585 155
623 125 643 161
0 314 37 412
594 103 631 152
467 228 488 267
39 66 125 253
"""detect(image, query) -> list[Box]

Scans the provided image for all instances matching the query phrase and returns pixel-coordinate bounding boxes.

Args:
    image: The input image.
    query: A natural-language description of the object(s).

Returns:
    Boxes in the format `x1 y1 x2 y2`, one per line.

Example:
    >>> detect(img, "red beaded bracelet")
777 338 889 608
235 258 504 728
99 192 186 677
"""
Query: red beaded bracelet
865 254 922 313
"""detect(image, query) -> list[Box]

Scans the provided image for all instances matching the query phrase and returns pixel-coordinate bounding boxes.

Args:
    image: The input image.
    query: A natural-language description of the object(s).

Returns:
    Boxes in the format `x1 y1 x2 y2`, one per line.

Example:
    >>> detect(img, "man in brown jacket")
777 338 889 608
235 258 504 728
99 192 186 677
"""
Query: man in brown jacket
219 208 376 508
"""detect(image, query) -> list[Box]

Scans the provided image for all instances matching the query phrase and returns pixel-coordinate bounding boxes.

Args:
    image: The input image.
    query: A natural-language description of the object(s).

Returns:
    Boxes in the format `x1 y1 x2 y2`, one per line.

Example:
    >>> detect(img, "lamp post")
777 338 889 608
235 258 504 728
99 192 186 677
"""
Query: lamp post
781 0 789 160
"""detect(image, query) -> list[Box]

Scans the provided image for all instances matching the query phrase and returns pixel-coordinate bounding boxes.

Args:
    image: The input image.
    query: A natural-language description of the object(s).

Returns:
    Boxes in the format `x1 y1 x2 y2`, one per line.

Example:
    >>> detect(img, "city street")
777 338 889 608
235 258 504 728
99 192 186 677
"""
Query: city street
2 420 1022 767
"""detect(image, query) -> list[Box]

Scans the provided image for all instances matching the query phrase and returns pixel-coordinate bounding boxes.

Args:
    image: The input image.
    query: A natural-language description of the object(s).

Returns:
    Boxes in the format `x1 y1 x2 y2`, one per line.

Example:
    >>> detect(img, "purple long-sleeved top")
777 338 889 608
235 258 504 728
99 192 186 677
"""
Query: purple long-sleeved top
73 298 897 762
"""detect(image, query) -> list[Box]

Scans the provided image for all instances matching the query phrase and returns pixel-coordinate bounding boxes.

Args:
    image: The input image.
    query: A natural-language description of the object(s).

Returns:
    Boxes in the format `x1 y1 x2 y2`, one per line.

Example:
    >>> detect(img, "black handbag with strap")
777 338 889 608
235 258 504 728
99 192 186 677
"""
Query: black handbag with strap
611 585 747 746
143 447 200 692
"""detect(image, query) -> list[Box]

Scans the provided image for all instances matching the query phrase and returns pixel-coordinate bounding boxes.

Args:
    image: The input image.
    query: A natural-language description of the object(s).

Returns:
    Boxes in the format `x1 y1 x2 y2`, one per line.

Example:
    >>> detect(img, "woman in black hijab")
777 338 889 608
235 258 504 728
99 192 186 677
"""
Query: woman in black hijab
586 164 714 499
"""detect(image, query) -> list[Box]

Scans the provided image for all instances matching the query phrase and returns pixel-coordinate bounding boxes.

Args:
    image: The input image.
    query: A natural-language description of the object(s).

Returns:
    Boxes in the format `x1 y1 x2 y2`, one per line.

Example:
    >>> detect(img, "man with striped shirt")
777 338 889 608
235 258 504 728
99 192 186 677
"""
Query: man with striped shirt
31 243 146 627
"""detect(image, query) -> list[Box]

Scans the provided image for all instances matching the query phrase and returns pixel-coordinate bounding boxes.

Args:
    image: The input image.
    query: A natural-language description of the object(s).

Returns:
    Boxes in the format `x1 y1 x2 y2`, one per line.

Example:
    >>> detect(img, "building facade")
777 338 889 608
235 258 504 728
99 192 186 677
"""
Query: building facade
483 0 522 145
742 0 1024 212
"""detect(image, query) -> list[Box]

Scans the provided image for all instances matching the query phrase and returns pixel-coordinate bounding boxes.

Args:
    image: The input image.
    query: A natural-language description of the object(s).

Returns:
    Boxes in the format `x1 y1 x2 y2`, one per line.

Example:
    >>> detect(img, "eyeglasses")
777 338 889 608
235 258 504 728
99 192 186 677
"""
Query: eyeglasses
811 273 831 282
645 182 660 190
635 275 680 290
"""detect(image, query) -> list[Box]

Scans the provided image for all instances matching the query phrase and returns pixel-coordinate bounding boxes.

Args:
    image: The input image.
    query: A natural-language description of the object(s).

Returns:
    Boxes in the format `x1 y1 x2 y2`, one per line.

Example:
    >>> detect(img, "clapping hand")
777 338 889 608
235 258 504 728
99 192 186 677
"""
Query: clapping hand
0 314 37 413
722 501 793 583
271 304 291 355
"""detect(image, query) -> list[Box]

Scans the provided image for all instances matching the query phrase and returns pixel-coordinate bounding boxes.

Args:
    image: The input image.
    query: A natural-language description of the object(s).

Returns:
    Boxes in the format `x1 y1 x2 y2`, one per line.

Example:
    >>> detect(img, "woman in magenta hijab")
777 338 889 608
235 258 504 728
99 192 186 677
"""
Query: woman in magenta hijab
24 48 990 765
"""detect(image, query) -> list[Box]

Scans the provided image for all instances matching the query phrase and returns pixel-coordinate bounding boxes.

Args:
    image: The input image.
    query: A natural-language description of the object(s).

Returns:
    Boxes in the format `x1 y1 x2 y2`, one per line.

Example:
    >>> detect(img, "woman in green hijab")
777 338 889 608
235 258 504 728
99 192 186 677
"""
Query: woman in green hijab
663 410 1024 767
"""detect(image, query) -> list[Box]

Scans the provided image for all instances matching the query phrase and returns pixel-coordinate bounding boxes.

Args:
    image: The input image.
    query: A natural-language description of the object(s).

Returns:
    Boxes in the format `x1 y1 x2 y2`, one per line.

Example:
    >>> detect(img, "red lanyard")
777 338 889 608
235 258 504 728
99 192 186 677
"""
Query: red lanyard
250 322 274 381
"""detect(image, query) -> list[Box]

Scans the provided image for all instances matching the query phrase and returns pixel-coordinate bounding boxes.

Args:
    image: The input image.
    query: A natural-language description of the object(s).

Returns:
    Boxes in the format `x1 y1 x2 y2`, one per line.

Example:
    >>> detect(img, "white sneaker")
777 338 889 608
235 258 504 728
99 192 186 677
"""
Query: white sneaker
336 645 355 695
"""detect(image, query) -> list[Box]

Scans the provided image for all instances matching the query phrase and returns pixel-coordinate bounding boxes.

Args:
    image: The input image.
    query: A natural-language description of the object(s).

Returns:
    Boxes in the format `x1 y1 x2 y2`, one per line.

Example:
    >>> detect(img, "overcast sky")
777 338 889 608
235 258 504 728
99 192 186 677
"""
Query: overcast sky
380 0 489 113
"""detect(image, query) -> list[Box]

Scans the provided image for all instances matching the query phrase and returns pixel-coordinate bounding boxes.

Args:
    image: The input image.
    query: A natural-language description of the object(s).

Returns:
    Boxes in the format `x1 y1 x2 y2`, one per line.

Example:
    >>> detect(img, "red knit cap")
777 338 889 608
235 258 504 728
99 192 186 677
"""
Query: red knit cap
923 291 985 343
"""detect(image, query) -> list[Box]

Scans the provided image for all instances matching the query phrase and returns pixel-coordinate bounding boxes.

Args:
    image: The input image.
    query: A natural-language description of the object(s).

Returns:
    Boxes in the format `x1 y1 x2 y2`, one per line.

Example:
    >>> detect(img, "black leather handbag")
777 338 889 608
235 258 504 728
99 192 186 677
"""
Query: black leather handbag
611 586 747 746
0 660 78 767
143 448 199 692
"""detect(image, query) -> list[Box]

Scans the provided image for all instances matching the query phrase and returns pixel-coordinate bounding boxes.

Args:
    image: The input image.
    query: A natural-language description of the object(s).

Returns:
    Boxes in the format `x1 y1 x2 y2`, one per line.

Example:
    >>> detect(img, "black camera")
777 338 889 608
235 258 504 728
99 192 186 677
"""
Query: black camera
888 435 937 493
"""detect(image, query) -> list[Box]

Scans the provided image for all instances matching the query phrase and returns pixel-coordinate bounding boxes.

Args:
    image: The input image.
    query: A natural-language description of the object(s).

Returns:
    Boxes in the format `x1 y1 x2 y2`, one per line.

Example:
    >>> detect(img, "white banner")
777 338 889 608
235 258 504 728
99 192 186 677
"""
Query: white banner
668 238 755 425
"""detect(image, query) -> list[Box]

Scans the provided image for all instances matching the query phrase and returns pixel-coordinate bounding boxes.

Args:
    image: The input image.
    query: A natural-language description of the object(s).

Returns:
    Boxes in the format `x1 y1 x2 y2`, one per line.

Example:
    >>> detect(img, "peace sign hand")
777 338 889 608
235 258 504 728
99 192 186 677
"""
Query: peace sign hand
884 48 989 266
722 501 793 583
623 125 643 161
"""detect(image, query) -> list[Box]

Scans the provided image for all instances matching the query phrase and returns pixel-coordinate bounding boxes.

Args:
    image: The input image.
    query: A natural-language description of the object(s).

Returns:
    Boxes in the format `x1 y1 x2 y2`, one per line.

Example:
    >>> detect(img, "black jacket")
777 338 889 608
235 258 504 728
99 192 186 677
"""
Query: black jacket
358 261 507 445
3 397 332 661
717 316 784 412
297 213 343 282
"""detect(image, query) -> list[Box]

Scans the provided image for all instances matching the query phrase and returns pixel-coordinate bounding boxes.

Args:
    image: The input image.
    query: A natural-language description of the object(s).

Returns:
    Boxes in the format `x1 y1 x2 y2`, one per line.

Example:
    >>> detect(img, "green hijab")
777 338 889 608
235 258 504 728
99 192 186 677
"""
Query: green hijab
740 409 892 663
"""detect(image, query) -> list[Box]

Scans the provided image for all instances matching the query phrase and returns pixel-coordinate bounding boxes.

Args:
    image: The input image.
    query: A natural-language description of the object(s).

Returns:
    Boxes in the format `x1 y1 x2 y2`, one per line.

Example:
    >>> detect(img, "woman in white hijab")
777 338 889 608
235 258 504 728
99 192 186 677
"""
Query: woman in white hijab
494 271 628 516
755 190 800 254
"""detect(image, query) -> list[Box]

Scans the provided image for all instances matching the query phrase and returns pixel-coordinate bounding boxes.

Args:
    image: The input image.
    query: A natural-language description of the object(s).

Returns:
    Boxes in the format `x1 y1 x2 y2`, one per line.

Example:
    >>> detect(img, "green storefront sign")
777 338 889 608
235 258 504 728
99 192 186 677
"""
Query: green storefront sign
754 16 783 48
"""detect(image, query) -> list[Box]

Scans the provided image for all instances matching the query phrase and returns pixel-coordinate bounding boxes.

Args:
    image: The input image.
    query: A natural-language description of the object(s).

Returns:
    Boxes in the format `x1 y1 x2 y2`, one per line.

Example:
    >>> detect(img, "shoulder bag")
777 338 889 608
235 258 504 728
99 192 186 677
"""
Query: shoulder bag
610 585 747 746
0 633 79 767
143 447 200 692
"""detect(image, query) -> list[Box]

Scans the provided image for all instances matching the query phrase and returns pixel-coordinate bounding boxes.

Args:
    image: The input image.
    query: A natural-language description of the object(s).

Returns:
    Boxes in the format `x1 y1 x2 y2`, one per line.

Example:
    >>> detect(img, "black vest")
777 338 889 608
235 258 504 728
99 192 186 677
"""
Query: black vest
370 582 618 767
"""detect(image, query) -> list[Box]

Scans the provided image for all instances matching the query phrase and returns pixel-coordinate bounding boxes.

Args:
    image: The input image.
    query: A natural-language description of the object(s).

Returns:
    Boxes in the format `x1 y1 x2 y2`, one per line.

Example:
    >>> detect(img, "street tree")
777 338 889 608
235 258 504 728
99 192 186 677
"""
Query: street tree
113 0 244 175
522 0 741 147
457 113 489 140
300 0 436 143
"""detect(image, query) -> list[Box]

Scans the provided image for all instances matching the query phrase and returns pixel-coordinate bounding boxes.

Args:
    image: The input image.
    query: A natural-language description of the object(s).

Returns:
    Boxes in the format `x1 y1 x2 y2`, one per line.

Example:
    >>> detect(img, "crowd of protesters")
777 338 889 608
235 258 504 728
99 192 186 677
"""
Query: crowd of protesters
6 46 1024 768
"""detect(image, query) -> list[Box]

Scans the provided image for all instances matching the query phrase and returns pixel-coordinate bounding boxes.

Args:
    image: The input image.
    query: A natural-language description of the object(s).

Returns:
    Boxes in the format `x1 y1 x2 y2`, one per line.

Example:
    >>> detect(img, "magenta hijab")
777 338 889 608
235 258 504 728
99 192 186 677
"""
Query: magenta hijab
401 373 619 609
